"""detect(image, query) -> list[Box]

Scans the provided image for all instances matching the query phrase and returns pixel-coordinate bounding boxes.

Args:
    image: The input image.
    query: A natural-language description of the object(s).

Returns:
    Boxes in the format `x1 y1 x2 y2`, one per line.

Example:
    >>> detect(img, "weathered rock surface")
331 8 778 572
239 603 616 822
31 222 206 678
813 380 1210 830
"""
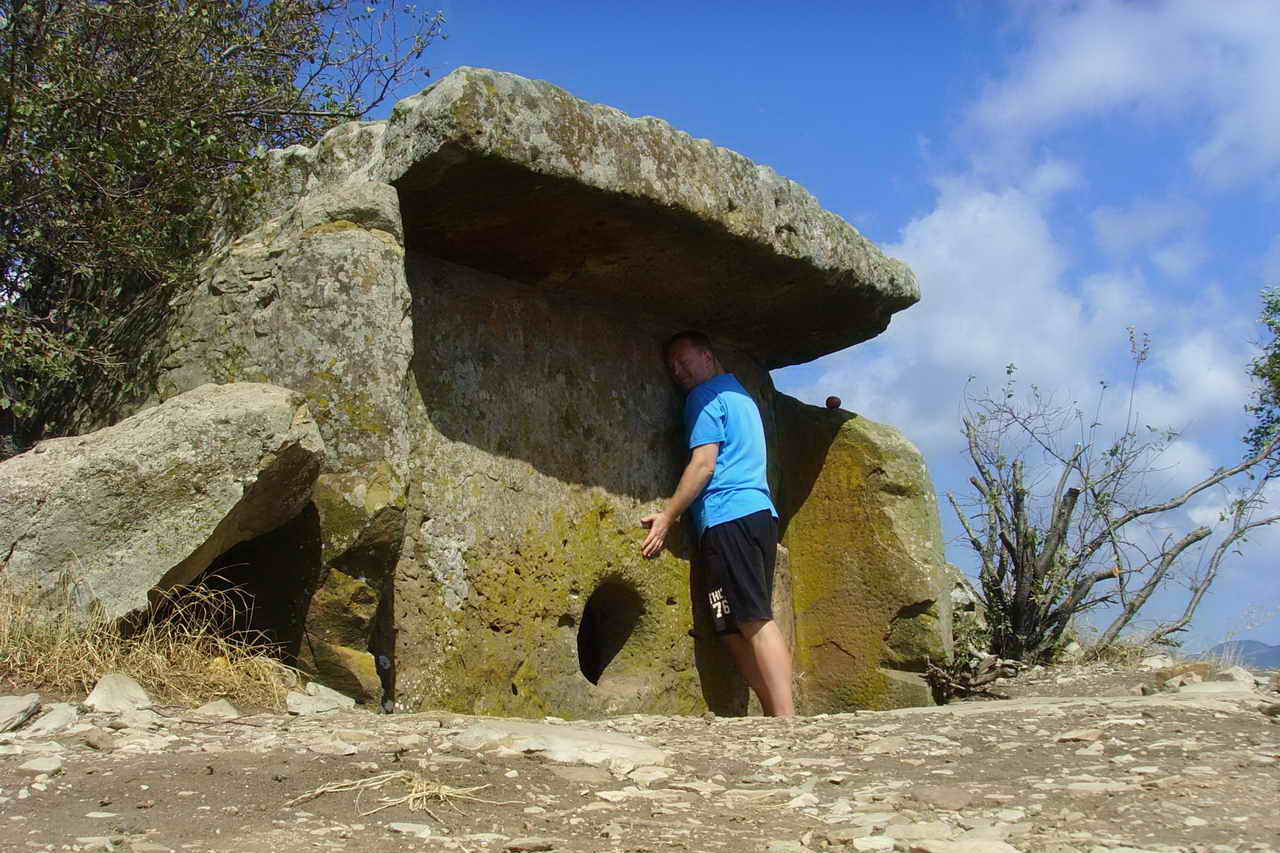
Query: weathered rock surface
0 383 324 619
136 67 938 715
84 674 152 714
0 693 40 733
286 682 357 715
451 718 667 769
774 395 950 711
382 68 918 369
0 662 1277 852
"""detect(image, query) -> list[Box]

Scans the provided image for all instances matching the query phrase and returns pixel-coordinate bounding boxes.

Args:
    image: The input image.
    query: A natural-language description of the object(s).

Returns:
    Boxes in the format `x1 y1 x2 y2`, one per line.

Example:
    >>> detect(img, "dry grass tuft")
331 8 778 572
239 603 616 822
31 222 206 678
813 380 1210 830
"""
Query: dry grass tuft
0 571 299 710
286 771 518 819
1080 637 1166 667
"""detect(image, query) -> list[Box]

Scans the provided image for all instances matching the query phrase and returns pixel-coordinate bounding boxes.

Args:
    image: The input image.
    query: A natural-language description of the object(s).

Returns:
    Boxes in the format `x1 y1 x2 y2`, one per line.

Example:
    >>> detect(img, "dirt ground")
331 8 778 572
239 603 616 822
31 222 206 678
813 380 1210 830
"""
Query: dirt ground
2 662 1278 853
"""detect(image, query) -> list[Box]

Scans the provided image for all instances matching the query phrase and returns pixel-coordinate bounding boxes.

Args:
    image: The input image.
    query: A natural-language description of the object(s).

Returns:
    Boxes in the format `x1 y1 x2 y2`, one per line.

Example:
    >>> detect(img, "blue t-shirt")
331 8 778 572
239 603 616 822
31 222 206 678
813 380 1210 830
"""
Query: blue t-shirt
684 373 777 538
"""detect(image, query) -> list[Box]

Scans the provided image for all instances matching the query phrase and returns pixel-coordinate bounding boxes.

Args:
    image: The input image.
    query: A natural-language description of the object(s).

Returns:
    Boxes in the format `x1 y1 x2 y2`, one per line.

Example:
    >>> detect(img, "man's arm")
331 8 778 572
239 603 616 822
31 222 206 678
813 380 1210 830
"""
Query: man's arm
640 442 718 558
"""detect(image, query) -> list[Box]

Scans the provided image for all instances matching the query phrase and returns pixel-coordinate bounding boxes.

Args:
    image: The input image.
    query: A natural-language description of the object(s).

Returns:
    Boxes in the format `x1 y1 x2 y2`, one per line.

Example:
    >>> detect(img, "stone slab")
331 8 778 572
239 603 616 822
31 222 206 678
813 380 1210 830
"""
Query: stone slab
85 673 152 713
21 703 78 738
0 383 324 619
0 693 41 733
450 719 668 769
374 67 917 368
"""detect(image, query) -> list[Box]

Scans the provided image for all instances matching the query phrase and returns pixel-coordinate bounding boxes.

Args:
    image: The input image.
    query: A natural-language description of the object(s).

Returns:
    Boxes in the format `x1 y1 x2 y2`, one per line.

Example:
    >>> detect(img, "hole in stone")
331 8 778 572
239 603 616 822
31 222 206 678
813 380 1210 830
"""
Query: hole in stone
577 580 643 685
125 505 324 668
557 614 575 628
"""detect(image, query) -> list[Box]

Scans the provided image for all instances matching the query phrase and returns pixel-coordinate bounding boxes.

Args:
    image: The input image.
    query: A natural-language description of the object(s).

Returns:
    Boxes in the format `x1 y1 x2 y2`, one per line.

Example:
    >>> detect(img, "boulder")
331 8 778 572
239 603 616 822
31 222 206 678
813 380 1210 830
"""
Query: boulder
135 67 939 716
1213 665 1256 684
304 637 381 703
0 383 324 619
773 395 950 711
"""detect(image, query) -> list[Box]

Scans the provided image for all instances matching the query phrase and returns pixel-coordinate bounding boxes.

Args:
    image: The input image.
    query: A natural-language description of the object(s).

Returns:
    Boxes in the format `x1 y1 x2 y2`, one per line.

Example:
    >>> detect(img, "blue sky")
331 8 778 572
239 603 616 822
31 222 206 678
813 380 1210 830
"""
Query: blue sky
381 1 1279 649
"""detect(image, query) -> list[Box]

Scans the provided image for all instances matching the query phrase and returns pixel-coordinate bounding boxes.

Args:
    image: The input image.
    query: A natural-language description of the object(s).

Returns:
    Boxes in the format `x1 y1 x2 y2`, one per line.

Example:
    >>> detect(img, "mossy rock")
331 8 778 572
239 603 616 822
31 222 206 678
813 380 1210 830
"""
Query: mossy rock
775 394 949 711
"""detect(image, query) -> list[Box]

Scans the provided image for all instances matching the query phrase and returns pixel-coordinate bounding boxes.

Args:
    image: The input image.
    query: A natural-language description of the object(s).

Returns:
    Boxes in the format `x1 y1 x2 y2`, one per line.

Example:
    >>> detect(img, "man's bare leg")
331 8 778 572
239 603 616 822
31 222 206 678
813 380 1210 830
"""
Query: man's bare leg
722 619 794 717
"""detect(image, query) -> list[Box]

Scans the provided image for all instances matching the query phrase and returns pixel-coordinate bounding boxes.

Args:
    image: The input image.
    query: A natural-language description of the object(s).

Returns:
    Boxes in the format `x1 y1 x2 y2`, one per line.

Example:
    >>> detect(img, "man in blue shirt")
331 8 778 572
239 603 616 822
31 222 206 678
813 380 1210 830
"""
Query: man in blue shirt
641 331 794 717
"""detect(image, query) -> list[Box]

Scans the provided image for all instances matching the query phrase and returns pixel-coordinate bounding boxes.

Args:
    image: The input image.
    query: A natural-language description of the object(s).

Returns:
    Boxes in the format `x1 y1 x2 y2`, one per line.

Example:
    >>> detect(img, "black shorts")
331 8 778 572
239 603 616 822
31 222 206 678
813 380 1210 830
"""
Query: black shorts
697 509 778 635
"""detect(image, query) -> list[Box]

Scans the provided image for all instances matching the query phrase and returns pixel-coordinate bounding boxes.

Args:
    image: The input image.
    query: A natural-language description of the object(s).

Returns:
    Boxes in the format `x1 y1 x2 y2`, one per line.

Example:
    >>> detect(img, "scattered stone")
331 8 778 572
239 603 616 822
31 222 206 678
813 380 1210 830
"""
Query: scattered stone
0 693 41 732
785 792 820 808
505 838 558 852
119 708 162 729
308 739 357 755
911 784 973 810
1179 681 1259 695
451 718 667 768
18 756 63 776
79 727 117 752
287 684 355 715
766 842 814 853
1056 728 1105 742
862 735 908 754
1213 665 1256 684
883 821 955 840
903 842 1023 853
193 699 241 718
546 766 613 784
85 673 152 713
627 765 673 786
387 822 434 838
21 702 77 737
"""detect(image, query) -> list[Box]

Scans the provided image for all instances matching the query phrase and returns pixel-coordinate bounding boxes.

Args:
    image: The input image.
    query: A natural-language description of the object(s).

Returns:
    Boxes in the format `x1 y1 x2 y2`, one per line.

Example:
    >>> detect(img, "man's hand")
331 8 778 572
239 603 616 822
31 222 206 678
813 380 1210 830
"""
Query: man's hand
640 443 717 559
640 511 674 558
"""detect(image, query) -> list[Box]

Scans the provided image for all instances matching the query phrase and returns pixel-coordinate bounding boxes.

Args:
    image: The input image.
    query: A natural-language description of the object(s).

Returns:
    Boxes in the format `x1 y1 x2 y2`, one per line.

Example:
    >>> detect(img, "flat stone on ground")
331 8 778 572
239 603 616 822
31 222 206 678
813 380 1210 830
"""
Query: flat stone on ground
193 699 241 719
0 693 41 732
21 702 78 737
85 673 152 713
451 718 667 768
911 784 974 810
18 755 64 776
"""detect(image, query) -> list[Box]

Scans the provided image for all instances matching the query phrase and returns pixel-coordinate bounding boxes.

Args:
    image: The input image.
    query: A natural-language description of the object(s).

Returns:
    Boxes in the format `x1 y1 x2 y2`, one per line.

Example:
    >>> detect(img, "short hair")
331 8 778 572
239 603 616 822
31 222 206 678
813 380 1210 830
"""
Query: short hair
664 330 714 358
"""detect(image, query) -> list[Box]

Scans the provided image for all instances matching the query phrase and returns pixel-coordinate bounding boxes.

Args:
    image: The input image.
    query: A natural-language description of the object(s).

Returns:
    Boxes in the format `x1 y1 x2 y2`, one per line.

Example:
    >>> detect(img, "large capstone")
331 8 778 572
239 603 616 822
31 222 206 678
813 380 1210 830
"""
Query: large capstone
135 67 945 715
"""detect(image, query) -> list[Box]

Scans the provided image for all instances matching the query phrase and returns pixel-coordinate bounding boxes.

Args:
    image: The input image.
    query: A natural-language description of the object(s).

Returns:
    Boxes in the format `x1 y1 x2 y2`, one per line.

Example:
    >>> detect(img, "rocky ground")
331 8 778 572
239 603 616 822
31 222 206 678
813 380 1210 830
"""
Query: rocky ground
2 661 1278 853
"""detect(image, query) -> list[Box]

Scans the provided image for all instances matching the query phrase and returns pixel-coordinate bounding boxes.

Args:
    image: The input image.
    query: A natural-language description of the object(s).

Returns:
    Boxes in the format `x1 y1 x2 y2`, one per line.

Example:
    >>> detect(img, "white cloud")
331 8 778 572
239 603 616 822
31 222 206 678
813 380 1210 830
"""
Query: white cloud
971 0 1280 187
1150 240 1208 279
776 0 1280 649
777 169 1094 457
1091 199 1202 257
1130 327 1254 436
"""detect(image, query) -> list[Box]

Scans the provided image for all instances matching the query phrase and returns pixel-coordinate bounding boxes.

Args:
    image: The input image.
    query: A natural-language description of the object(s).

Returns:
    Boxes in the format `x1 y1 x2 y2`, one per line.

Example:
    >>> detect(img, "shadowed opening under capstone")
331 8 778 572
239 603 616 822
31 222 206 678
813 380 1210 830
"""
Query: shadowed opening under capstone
576 581 643 685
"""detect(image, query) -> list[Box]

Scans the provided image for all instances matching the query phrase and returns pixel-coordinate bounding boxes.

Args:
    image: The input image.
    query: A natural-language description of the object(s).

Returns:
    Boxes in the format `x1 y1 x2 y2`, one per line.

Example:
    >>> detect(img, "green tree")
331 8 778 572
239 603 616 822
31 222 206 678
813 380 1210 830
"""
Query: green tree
0 0 444 455
950 337 1279 663
1246 286 1280 457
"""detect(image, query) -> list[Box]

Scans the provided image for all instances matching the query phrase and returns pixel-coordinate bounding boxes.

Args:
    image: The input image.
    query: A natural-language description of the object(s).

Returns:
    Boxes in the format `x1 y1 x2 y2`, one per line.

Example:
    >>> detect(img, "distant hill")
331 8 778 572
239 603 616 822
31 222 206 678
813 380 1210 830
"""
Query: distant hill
1198 640 1280 668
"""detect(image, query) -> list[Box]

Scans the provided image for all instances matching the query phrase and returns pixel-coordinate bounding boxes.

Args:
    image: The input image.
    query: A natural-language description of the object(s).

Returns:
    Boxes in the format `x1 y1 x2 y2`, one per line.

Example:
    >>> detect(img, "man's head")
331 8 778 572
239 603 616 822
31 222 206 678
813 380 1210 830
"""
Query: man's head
664 330 721 392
